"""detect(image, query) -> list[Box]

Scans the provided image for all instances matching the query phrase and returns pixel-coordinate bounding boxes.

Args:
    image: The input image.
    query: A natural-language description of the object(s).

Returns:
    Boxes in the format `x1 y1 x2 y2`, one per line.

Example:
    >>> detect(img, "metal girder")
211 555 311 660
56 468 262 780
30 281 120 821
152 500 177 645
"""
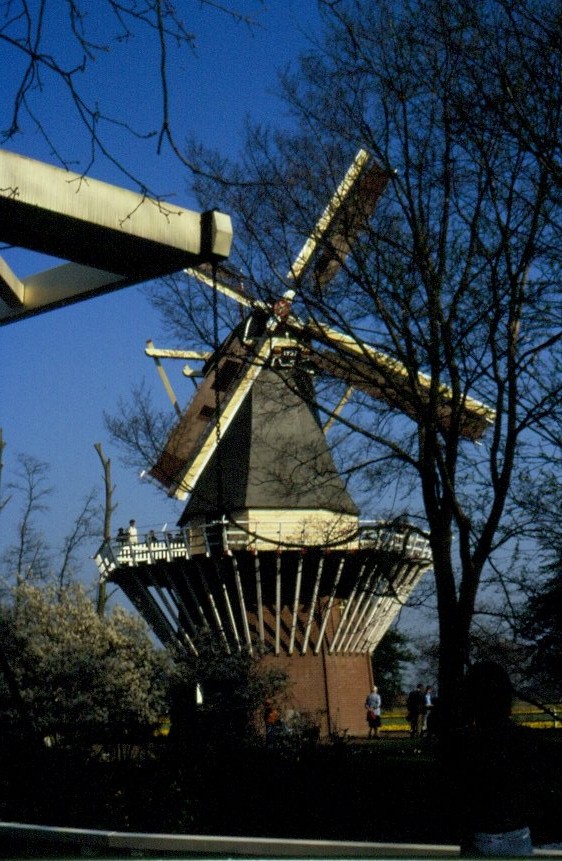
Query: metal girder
0 149 233 324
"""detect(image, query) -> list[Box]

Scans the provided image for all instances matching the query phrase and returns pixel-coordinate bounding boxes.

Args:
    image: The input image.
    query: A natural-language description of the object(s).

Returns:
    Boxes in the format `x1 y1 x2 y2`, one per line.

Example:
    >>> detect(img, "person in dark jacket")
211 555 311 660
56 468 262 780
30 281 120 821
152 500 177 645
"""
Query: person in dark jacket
446 661 535 857
406 683 425 738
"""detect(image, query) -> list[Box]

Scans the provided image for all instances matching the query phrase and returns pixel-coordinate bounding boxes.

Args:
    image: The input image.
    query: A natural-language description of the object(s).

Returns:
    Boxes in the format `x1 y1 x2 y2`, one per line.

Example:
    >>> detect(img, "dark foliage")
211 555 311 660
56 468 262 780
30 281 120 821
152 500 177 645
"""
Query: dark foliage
521 557 562 701
168 631 288 753
372 629 415 707
0 733 561 850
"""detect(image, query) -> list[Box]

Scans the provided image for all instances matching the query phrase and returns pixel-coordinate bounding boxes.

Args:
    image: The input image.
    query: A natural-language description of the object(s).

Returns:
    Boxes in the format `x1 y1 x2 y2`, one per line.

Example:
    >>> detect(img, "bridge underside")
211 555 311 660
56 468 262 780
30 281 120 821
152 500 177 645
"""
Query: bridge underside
0 149 232 323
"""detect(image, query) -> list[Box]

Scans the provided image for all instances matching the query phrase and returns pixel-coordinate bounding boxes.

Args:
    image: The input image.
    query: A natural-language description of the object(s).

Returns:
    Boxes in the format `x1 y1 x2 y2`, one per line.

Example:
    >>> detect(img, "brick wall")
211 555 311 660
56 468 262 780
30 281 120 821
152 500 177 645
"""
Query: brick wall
261 649 373 737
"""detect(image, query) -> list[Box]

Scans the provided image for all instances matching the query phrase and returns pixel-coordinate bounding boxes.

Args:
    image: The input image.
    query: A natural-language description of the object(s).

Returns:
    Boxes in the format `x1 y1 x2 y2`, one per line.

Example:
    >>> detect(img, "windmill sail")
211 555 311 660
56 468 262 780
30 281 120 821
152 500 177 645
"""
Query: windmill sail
150 147 495 498
150 326 273 497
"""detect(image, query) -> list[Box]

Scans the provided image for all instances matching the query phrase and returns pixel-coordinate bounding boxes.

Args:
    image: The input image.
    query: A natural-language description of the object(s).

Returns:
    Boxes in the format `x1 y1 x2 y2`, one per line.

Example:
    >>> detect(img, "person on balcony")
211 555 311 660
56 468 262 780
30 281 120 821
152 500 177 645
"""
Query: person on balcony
127 519 138 544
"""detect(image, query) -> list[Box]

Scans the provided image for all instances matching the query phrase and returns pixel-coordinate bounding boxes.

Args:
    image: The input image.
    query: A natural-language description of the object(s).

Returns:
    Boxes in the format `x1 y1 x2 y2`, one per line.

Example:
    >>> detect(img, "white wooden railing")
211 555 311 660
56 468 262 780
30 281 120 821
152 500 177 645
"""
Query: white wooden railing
95 520 432 579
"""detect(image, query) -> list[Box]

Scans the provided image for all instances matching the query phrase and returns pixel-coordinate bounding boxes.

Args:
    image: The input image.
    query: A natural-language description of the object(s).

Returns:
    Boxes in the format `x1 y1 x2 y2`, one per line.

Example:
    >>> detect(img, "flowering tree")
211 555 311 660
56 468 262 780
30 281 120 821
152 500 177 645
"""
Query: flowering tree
0 583 171 742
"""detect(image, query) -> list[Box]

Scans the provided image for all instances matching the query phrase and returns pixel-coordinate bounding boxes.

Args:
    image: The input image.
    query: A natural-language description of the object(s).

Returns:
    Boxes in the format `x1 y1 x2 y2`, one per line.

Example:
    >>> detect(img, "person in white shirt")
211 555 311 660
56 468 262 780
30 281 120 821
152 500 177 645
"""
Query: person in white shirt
127 519 138 544
423 685 433 734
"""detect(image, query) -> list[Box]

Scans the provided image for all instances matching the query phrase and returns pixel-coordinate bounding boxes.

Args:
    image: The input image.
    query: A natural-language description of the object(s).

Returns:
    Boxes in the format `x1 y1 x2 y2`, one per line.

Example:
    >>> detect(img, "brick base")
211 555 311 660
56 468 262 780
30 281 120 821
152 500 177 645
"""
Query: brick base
261 648 373 737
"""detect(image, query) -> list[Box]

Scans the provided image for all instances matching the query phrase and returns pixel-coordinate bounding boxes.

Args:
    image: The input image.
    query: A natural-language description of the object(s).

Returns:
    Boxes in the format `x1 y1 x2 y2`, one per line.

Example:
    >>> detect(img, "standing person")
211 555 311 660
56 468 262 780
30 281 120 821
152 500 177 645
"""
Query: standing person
406 683 425 739
365 685 382 739
426 696 441 738
445 661 535 857
263 699 281 745
127 519 138 544
423 685 433 734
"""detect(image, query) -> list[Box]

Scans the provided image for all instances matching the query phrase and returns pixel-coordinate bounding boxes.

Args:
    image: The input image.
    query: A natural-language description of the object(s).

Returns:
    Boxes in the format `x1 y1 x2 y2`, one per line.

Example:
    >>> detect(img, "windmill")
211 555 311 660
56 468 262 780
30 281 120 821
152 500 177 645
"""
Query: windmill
99 149 494 736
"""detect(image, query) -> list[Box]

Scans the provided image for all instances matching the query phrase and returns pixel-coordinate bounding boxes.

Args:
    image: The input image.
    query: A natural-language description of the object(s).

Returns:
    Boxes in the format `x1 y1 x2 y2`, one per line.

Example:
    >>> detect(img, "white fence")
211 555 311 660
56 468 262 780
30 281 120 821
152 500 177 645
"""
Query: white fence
95 520 432 579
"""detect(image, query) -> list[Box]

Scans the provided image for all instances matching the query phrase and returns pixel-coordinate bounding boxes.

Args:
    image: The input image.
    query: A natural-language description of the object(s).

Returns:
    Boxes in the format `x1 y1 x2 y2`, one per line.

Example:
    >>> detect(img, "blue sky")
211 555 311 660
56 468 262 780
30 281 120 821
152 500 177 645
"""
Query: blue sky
0 2 327 587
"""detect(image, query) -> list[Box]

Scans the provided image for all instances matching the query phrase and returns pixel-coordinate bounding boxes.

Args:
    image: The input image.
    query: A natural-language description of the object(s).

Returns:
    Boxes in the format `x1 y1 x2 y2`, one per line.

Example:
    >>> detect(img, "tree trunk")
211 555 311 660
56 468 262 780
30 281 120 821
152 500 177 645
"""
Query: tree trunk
437 607 469 730
94 443 114 617
430 522 471 730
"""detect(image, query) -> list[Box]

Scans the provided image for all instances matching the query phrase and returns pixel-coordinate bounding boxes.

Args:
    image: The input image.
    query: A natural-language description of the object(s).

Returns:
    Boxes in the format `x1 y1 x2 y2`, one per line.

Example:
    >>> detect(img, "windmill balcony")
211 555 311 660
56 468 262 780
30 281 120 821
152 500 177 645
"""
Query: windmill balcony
94 517 433 738
94 519 432 580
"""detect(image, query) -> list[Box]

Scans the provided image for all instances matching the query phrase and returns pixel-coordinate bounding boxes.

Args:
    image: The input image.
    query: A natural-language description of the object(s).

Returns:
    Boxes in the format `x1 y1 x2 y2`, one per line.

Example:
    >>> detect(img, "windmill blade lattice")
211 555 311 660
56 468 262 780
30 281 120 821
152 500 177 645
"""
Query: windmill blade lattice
150 148 494 498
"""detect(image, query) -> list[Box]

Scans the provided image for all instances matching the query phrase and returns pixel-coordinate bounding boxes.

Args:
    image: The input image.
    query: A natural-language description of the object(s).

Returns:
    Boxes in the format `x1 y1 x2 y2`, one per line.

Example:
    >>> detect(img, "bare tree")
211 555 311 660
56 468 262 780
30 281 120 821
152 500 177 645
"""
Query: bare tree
1 453 100 593
452 0 562 190
94 442 117 616
104 380 175 476
1 1 263 187
0 428 10 514
94 444 115 544
2 455 52 588
55 489 100 595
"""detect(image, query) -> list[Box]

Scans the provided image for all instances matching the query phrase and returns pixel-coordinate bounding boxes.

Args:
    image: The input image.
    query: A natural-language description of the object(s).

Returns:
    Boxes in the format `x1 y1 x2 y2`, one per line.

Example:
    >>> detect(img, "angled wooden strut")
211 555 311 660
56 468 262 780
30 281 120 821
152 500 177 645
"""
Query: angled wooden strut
0 149 233 324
